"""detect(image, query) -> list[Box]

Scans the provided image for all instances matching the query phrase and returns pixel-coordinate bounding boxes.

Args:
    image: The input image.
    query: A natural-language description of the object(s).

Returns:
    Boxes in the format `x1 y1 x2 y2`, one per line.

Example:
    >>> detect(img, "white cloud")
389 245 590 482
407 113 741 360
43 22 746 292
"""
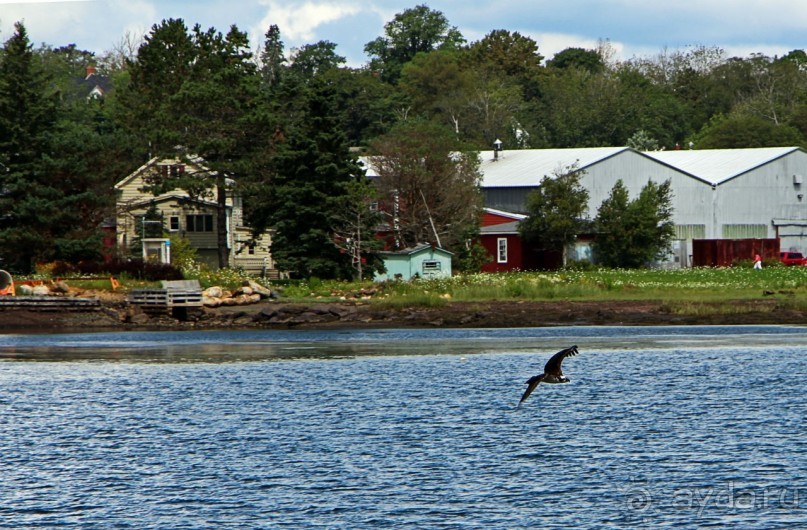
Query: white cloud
255 0 361 42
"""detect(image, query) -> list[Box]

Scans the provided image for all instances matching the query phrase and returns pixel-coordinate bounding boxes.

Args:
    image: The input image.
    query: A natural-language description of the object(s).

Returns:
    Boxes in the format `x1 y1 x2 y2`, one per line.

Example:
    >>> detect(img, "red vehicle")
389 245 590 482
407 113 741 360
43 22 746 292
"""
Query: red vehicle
779 251 807 266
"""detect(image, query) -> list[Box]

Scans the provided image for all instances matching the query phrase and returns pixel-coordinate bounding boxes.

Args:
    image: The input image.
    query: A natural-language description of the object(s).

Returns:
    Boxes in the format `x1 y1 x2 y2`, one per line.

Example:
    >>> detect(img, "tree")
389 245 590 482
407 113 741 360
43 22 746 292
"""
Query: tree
693 113 804 148
259 78 361 279
548 47 604 73
593 179 675 268
627 130 660 151
289 40 345 80
518 164 589 267
399 49 472 134
331 176 385 280
115 18 195 152
258 24 285 90
466 30 544 79
0 23 63 272
364 4 465 84
118 20 266 268
368 119 483 253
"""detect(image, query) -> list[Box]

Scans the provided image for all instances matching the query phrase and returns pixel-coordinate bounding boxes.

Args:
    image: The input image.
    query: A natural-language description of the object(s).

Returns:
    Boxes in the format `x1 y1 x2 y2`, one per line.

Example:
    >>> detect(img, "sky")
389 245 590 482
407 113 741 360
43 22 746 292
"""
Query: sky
2 0 807 67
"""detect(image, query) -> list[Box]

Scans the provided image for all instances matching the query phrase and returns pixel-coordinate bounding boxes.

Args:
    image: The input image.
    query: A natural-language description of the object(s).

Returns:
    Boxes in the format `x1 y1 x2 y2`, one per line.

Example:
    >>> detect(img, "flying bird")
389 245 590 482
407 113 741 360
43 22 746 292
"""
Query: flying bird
518 345 579 406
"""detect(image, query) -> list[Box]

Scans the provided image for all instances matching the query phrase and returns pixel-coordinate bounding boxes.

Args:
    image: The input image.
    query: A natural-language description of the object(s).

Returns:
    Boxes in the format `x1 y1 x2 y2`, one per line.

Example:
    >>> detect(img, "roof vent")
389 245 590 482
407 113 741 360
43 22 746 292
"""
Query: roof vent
794 174 803 185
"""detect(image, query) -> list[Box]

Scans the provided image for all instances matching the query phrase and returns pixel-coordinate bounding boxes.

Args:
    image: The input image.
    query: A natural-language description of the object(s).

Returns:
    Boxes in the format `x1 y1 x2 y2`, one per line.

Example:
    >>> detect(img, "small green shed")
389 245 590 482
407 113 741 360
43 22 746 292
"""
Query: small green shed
374 244 453 282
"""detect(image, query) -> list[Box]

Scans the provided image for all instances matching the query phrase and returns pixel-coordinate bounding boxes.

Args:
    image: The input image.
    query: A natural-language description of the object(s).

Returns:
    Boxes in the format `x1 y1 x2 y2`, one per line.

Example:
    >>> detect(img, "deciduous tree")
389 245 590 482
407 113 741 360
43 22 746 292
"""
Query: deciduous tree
364 4 464 84
593 179 675 268
368 120 483 254
519 164 589 267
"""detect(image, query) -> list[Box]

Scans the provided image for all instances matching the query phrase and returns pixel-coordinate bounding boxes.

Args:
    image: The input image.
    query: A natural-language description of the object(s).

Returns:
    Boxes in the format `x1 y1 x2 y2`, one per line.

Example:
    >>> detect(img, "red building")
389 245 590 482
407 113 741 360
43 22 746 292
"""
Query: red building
478 208 528 272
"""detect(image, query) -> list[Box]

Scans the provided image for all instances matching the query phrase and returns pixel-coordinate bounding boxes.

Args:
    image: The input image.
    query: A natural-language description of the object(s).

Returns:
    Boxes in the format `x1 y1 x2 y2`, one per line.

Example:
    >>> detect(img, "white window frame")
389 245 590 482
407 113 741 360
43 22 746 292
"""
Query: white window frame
497 237 508 263
169 216 180 231
422 260 441 272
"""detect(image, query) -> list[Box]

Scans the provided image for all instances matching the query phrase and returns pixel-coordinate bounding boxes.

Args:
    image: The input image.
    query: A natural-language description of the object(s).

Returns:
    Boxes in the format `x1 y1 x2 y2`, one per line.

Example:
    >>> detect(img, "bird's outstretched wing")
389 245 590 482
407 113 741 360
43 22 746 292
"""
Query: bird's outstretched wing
519 374 545 405
544 345 578 376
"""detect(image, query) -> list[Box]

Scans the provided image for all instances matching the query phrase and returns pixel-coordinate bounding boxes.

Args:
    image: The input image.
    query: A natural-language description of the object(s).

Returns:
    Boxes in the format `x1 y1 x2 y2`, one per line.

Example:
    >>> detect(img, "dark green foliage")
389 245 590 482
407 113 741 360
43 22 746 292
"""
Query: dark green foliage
519 165 590 266
694 114 805 148
0 24 65 272
364 4 465 84
50 258 183 281
548 47 604 73
593 179 675 268
261 78 361 279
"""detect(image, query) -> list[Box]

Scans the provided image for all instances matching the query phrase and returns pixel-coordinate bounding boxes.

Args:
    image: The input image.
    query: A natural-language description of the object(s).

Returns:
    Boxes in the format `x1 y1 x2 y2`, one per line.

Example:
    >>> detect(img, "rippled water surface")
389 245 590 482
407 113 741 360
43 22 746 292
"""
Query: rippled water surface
1 325 806 528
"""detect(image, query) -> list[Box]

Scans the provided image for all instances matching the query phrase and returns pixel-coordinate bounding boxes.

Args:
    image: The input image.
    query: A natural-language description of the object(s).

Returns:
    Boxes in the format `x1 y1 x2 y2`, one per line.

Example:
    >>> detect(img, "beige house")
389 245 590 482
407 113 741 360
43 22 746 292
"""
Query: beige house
115 156 277 277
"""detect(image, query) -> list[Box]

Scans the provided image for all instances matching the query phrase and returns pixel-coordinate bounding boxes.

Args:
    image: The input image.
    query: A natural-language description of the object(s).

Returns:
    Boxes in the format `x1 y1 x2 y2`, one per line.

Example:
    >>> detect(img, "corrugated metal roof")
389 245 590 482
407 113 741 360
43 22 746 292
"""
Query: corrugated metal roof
644 147 800 186
479 147 630 188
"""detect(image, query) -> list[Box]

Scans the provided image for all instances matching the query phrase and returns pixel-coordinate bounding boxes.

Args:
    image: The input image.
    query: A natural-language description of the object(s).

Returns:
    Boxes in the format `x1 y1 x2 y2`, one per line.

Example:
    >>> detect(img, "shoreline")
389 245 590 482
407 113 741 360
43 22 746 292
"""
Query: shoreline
1 298 805 332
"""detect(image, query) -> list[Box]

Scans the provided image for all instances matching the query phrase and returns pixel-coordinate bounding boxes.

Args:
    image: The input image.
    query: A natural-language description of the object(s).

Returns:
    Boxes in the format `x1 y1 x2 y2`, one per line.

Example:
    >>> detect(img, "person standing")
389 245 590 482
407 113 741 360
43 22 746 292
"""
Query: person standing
753 254 762 269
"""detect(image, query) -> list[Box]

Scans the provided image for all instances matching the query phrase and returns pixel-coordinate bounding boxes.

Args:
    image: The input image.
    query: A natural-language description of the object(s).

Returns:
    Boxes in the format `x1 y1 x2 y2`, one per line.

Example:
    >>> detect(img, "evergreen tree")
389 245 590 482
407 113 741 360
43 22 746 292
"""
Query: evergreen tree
117 20 267 268
519 164 590 267
259 24 285 90
263 78 361 279
593 179 675 268
0 23 62 272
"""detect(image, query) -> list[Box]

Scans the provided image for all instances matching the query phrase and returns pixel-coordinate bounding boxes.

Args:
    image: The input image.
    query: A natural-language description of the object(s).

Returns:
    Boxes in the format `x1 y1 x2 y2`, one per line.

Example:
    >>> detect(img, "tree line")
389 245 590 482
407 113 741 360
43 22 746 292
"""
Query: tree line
1 4 805 275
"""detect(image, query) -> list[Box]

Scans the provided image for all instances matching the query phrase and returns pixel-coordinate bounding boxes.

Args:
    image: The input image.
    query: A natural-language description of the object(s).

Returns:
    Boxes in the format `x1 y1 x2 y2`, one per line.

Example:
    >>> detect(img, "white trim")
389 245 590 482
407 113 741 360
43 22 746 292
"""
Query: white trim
497 237 508 263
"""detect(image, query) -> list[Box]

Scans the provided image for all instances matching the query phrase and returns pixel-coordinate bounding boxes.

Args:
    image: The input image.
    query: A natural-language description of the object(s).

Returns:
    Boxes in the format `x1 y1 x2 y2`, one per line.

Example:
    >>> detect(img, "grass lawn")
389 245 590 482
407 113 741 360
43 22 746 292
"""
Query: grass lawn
277 267 807 314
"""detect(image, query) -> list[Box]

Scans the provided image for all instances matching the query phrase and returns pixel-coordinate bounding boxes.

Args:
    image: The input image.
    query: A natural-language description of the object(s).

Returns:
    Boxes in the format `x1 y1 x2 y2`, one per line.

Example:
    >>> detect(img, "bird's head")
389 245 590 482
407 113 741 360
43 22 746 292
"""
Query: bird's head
560 376 571 383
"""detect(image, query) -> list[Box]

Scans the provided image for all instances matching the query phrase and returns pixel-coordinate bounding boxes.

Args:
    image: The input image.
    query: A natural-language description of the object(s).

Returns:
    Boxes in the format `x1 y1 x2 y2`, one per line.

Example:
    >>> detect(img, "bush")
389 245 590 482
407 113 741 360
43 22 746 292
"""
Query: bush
47 259 183 281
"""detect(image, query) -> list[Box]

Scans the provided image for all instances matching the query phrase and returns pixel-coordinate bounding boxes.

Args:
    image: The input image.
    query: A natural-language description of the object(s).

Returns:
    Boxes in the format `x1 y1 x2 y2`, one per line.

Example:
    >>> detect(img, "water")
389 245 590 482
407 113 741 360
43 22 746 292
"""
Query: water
1 325 806 528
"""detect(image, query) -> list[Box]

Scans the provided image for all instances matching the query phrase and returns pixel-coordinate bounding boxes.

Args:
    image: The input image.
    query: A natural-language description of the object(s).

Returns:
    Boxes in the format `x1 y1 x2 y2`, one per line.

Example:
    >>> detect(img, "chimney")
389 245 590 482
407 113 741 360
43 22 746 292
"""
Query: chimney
85 65 97 79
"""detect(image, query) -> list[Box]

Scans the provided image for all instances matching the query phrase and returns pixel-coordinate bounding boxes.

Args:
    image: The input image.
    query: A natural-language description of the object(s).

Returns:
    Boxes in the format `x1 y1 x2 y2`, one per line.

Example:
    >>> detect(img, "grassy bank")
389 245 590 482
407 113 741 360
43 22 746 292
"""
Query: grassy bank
35 266 807 318
279 267 807 313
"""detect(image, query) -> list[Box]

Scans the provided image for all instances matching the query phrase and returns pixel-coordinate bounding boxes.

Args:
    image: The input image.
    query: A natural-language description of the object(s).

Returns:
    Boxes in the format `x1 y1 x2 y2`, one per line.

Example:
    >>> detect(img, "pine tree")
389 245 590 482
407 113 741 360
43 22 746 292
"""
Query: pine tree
0 23 61 272
263 79 361 279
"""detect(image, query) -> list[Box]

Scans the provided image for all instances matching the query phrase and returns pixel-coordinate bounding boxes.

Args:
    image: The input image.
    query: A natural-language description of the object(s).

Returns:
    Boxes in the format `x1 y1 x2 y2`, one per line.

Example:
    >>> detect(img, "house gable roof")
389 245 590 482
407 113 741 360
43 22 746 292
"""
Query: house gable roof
125 193 227 211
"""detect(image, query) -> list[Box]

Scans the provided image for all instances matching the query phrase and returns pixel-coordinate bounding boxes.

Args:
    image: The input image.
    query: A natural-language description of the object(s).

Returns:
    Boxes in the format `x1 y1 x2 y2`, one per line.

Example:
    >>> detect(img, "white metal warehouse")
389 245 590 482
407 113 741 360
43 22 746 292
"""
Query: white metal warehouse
478 146 807 267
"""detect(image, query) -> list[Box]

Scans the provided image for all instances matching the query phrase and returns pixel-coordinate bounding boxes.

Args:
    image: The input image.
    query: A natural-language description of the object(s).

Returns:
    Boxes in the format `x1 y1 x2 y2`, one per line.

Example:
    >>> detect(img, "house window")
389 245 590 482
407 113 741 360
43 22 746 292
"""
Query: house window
422 260 441 272
497 238 508 263
186 214 213 232
159 164 185 178
169 216 180 231
248 244 256 255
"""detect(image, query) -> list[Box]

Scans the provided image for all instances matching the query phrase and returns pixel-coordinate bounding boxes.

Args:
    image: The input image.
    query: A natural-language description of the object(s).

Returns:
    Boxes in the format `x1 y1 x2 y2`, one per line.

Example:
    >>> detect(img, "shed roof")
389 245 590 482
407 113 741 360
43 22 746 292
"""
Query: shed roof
378 243 453 256
478 147 631 188
644 147 802 186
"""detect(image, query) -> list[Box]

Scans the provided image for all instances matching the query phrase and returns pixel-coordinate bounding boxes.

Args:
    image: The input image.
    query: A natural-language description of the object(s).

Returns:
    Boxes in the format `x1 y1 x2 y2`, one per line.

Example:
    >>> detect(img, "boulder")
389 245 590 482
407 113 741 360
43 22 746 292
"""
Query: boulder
203 286 223 298
203 296 222 308
32 284 51 296
246 280 273 299
52 281 70 294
